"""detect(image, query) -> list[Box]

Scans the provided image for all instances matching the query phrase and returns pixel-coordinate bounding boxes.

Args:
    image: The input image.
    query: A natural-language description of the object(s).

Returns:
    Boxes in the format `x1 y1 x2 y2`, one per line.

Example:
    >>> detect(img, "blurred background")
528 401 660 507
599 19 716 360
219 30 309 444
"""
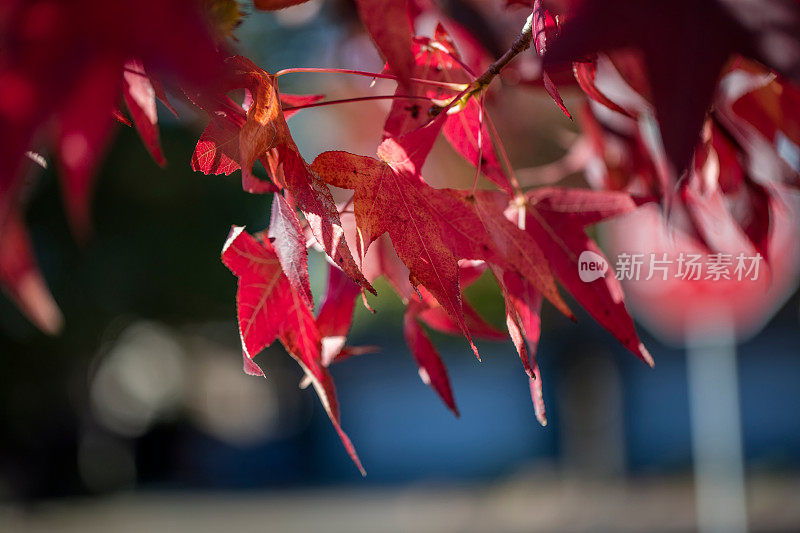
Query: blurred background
2 2 800 532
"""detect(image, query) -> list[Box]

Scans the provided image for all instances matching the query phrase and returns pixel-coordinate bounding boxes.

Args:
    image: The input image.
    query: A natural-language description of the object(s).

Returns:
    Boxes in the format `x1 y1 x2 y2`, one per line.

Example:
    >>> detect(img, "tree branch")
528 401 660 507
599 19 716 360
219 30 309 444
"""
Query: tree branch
430 11 535 118
473 12 534 89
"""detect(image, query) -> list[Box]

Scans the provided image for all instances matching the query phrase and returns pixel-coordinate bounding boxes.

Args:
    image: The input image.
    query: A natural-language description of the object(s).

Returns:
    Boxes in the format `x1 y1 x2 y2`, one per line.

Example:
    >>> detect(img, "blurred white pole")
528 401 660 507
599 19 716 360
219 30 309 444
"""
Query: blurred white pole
686 315 748 533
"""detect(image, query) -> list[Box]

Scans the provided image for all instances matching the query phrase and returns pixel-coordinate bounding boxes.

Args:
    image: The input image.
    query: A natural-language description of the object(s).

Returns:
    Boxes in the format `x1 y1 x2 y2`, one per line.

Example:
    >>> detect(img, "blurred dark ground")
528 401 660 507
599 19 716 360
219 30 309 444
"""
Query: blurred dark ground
2 3 800 532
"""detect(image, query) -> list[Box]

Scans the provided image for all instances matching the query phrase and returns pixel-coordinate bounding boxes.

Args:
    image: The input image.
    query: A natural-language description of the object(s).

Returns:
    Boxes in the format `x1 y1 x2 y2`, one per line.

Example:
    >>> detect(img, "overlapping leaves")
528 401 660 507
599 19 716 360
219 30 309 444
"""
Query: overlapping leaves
4 0 800 475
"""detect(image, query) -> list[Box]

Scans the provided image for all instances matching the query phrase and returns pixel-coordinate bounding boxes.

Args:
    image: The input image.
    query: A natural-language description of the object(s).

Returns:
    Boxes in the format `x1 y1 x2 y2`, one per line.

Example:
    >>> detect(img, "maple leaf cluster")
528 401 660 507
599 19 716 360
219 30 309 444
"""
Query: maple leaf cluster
2 0 800 471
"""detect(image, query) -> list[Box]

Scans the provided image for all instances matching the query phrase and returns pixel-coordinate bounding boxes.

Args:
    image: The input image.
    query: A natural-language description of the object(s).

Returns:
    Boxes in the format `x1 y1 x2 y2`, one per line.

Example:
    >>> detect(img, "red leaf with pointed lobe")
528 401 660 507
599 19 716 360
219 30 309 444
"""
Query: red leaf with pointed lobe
404 303 460 416
221 226 364 474
328 345 380 365
355 0 416 87
192 108 243 177
277 147 376 295
200 57 373 294
316 264 362 365
495 266 547 426
441 98 514 195
471 191 572 318
544 0 800 177
123 60 165 166
269 193 314 310
381 30 462 139
0 210 63 335
533 0 571 118
495 267 547 425
572 60 633 118
281 93 325 119
525 187 654 365
190 90 319 183
528 186 653 226
382 26 514 194
312 145 480 358
315 121 582 362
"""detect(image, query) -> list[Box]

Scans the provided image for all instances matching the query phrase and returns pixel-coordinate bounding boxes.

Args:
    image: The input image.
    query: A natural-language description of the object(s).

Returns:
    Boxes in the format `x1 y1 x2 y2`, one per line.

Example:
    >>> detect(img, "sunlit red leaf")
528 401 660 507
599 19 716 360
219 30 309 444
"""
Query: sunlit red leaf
312 121 483 358
269 193 314 310
382 26 513 194
191 108 242 177
472 190 572 318
199 57 373 294
494 267 547 425
221 226 364 474
442 98 514 194
355 0 416 87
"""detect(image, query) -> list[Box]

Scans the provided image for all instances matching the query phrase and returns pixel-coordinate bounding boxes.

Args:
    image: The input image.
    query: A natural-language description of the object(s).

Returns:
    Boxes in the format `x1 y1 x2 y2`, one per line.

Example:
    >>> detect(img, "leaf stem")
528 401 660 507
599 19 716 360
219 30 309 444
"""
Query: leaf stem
274 67 465 91
485 112 523 197
471 92 486 195
282 94 433 112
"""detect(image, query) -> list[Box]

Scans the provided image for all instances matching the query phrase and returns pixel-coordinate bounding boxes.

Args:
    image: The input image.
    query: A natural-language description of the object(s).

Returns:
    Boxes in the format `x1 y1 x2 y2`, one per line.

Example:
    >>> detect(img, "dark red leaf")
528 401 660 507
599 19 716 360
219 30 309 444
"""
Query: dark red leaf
123 60 165 166
354 0 416 87
544 0 800 177
404 303 460 416
316 264 362 365
533 0 571 118
525 187 654 365
0 210 63 334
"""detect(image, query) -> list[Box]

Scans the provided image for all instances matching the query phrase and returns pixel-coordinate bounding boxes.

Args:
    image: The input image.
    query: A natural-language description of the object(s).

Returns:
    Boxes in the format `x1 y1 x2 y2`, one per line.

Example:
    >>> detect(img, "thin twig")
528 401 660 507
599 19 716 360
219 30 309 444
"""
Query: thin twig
485 112 523 197
282 94 432 112
472 12 534 90
275 67 465 91
429 10 535 120
471 92 486 195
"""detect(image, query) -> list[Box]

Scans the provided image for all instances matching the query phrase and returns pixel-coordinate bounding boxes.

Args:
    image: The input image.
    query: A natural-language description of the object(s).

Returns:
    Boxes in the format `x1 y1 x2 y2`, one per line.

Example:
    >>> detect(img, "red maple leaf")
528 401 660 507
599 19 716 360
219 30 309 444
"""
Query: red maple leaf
524 187 654 365
311 121 484 359
544 0 800 177
0 0 225 238
193 57 374 295
354 0 416 87
221 226 364 474
0 207 63 335
383 25 514 194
